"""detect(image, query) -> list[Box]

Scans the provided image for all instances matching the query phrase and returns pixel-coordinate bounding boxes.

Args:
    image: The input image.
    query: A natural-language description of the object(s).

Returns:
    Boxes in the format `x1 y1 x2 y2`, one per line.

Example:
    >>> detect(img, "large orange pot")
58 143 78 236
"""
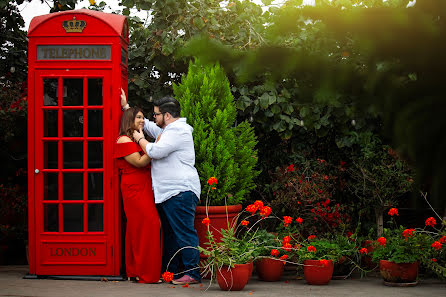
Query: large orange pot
195 204 243 279
379 260 418 284
194 204 243 246
256 258 284 281
304 259 334 285
216 263 250 291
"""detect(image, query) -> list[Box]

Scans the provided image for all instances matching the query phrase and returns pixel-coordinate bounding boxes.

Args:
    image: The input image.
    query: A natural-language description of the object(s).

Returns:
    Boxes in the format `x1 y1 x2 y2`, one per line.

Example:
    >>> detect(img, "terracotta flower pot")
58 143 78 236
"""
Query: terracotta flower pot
304 259 334 285
256 258 284 281
216 263 250 291
195 204 242 279
379 260 419 285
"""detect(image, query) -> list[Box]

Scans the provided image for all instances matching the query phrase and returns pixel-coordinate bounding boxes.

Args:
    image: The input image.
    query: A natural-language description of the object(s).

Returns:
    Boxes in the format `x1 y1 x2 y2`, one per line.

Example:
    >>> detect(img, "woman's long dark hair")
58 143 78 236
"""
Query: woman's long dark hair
119 107 144 140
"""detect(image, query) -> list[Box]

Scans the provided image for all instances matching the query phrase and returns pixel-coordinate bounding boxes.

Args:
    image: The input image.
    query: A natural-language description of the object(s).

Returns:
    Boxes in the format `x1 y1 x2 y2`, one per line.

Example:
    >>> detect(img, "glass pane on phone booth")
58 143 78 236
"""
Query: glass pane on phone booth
63 173 83 200
63 141 83 168
88 79 102 106
63 110 83 137
43 110 58 137
63 204 83 232
88 204 103 232
63 79 83 106
43 141 58 169
43 172 58 200
43 79 58 106
44 204 59 232
88 172 103 200
88 110 102 137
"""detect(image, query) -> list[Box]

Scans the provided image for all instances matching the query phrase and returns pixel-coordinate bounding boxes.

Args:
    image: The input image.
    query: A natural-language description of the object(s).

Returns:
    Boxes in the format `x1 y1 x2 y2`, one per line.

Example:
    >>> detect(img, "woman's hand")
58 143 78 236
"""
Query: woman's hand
121 88 129 110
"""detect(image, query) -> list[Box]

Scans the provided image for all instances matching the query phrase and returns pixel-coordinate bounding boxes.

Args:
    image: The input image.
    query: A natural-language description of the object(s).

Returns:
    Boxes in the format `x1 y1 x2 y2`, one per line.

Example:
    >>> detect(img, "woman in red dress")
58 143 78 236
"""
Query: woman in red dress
114 107 162 283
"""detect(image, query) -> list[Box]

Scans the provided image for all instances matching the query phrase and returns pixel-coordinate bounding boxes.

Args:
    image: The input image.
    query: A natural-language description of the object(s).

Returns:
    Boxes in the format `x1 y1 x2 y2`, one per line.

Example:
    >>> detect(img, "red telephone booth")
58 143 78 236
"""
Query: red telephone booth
27 9 128 278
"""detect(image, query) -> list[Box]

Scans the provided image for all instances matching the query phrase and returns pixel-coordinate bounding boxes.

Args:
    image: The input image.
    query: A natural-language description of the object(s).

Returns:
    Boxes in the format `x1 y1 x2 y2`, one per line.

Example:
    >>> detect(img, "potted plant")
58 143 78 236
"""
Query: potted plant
295 237 341 285
199 222 256 291
371 226 427 286
251 229 287 282
370 203 446 286
173 59 258 246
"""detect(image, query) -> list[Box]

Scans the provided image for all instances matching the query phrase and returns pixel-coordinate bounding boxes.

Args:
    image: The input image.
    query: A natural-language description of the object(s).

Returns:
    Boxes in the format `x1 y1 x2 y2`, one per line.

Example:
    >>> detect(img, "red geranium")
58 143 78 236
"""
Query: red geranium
425 217 437 227
282 236 291 243
287 164 295 172
440 236 446 244
246 204 257 214
162 271 174 282
271 249 279 257
388 208 399 216
402 228 415 240
201 217 210 226
254 200 264 209
282 243 292 252
319 259 329 267
207 177 218 185
308 235 316 241
377 237 387 246
283 216 293 227
260 206 272 218
280 255 288 261
360 248 368 254
307 245 316 252
240 220 249 227
432 241 442 251
296 217 303 224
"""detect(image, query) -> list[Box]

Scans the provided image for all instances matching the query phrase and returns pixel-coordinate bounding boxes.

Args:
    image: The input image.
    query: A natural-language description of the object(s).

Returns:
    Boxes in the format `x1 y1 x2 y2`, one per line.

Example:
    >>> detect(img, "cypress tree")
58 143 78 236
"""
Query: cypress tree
174 59 259 205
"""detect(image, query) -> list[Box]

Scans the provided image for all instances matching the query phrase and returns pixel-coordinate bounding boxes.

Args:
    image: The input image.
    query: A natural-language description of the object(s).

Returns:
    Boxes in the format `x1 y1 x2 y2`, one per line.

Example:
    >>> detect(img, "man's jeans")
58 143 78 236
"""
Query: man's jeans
157 191 201 281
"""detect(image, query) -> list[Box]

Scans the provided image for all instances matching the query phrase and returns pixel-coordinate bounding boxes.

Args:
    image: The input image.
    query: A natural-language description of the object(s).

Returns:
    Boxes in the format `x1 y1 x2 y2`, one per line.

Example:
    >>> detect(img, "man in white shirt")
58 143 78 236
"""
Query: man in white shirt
122 91 201 285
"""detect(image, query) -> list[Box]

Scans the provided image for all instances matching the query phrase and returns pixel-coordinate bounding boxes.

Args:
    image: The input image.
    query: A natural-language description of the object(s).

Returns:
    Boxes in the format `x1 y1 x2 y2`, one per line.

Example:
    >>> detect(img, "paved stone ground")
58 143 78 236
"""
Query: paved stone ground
0 266 445 297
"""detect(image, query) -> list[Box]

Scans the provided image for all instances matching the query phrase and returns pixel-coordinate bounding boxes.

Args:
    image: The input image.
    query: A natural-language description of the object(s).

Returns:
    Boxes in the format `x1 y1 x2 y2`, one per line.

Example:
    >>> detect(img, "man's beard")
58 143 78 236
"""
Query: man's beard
156 117 165 128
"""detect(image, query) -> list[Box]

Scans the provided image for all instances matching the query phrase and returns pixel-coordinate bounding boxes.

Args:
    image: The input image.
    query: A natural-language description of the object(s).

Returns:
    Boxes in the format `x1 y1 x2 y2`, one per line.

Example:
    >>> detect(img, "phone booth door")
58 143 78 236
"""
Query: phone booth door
33 69 115 276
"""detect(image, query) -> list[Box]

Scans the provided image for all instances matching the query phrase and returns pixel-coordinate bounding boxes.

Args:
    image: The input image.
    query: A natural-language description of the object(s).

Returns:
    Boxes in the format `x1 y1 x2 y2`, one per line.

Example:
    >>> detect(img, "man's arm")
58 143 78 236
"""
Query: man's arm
133 128 179 159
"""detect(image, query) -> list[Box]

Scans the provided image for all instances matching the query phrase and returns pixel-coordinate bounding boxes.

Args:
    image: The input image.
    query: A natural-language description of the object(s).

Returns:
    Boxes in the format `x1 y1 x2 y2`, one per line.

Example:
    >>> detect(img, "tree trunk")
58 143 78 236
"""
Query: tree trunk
375 207 384 237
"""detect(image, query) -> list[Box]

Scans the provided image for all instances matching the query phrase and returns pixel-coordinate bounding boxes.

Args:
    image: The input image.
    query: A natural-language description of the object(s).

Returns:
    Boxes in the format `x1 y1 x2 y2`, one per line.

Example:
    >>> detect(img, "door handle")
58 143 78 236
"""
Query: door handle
35 169 40 174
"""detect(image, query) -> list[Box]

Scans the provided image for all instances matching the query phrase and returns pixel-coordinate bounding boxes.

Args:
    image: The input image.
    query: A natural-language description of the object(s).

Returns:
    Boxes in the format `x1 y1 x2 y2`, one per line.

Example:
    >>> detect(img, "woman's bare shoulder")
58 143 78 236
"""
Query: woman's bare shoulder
117 135 133 143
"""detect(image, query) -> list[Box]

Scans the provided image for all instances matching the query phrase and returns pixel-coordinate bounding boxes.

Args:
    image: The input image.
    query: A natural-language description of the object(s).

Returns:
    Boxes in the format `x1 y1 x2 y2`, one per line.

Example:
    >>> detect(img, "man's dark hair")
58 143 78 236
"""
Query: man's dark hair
154 96 181 118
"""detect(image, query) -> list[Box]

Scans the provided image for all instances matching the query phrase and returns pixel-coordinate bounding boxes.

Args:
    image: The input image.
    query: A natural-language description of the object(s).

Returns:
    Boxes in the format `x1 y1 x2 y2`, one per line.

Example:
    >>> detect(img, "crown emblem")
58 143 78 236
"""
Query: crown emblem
62 17 86 33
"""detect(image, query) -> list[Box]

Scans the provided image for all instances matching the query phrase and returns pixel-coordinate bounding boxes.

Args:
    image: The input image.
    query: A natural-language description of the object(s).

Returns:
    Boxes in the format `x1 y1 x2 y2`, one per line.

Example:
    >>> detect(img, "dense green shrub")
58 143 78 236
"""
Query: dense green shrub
174 60 259 205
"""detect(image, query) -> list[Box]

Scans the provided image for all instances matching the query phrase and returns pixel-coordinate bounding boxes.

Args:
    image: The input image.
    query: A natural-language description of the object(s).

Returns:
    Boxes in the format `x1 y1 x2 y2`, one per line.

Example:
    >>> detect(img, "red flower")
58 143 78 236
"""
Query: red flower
402 228 415 240
287 164 295 172
319 259 328 267
324 175 328 181
432 258 437 262
280 254 288 261
241 220 249 226
211 187 216 190
282 236 291 243
440 236 446 244
432 241 442 250
388 208 399 216
307 245 316 252
207 177 218 185
296 217 303 224
282 243 292 252
162 271 174 282
283 216 293 227
340 161 346 167
246 204 257 214
308 235 316 241
271 249 279 257
254 200 264 209
377 237 387 246
360 248 368 254
260 206 272 218
347 231 353 238
201 217 210 226
425 217 437 227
